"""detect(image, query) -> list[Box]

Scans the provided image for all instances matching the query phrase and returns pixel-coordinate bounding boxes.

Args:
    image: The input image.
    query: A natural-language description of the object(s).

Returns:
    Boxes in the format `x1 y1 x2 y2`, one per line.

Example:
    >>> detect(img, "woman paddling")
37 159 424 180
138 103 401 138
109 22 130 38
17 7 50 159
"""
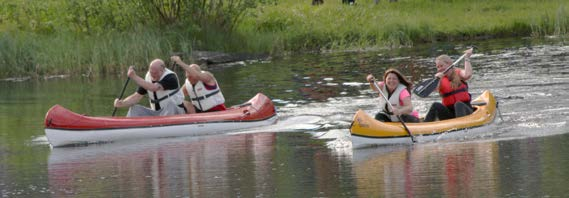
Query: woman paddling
424 48 474 122
366 68 420 123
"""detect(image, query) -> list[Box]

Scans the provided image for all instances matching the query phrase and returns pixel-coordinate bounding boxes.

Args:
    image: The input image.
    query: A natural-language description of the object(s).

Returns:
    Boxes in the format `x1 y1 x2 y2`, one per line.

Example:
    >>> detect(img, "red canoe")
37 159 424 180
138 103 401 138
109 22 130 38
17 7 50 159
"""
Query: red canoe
44 93 278 147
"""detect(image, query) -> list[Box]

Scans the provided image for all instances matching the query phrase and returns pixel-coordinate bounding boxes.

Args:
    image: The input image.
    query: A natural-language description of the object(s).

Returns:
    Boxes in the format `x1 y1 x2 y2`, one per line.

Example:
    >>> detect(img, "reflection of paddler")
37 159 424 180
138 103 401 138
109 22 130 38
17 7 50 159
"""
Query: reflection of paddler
48 133 278 197
353 147 410 196
353 142 500 197
442 143 499 197
171 56 226 114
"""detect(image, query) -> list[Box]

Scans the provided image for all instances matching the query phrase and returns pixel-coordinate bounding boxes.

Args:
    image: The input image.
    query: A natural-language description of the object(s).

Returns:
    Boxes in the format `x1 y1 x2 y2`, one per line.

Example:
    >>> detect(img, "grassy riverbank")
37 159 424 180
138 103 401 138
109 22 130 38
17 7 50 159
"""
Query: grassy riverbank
246 0 568 50
0 0 568 78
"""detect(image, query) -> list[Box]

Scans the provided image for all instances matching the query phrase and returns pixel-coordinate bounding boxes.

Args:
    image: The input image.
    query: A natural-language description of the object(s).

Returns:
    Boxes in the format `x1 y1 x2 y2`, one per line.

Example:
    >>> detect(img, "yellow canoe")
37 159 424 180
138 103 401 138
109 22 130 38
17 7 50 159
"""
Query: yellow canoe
350 90 497 146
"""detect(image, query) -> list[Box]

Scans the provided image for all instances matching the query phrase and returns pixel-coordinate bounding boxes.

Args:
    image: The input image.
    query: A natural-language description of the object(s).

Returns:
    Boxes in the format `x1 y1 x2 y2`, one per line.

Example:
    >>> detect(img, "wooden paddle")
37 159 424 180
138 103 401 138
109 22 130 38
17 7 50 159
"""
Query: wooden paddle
112 77 131 116
413 52 468 98
370 79 416 143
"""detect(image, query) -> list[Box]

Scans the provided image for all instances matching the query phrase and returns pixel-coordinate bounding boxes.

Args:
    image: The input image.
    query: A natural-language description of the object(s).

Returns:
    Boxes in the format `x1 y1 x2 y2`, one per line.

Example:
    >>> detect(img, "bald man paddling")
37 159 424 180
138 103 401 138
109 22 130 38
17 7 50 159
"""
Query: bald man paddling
114 59 186 117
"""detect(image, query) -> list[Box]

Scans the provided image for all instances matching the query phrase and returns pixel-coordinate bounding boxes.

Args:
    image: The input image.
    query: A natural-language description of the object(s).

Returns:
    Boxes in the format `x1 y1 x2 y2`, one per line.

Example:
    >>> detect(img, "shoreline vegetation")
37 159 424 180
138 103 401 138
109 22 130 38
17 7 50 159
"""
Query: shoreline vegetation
0 0 568 79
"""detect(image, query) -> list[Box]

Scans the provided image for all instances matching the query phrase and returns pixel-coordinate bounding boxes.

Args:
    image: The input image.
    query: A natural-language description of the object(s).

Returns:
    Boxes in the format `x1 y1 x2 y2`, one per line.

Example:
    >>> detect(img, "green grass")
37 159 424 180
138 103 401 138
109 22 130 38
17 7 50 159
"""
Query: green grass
243 0 568 51
1 0 568 78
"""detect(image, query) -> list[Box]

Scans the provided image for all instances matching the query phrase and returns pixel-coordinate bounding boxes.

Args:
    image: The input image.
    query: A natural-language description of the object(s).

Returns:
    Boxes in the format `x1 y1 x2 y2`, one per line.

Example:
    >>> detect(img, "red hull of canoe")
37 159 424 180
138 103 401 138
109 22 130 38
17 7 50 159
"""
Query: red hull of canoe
45 93 276 130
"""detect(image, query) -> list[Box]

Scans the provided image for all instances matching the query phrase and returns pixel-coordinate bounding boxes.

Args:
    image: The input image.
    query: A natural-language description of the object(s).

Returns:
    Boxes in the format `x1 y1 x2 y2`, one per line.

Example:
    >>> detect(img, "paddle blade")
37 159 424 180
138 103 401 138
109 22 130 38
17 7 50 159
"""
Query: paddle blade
413 78 439 98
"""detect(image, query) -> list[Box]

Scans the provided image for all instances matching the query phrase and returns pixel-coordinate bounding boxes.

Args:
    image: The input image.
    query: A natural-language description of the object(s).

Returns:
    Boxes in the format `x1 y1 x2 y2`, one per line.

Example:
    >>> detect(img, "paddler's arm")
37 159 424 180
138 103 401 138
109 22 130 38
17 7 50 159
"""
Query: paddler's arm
114 92 143 108
180 84 196 114
171 56 191 71
366 74 385 98
434 71 444 94
394 96 414 116
172 56 216 86
193 67 216 86
459 48 473 80
127 66 164 92
366 74 382 92
183 101 196 114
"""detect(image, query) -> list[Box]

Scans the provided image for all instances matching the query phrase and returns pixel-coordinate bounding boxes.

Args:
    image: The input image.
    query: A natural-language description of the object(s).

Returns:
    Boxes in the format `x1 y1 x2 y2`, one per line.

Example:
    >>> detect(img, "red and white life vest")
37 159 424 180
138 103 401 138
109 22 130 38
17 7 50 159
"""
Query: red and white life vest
439 70 471 107
144 68 184 111
184 78 225 111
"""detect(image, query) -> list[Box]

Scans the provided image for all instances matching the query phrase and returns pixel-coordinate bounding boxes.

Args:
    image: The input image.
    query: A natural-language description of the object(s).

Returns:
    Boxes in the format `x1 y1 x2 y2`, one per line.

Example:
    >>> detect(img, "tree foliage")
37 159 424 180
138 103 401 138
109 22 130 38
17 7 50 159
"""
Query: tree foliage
0 0 268 34
64 0 144 33
137 0 262 31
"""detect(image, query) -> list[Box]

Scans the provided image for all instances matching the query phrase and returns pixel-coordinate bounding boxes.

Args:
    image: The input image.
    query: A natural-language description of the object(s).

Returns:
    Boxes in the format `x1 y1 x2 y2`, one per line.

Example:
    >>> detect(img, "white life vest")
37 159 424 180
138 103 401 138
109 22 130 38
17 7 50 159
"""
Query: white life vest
184 78 225 111
144 68 184 111
378 84 407 122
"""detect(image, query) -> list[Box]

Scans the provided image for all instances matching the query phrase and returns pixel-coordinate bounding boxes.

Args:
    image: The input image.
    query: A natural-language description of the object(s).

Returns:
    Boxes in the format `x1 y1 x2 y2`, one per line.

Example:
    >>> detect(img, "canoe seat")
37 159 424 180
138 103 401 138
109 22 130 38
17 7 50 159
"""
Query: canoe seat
471 101 487 106
232 102 252 108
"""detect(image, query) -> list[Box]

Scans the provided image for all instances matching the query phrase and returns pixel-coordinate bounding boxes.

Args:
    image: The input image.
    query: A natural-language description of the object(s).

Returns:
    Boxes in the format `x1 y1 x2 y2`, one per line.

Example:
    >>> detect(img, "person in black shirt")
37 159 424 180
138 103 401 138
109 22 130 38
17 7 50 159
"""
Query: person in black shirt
113 59 185 117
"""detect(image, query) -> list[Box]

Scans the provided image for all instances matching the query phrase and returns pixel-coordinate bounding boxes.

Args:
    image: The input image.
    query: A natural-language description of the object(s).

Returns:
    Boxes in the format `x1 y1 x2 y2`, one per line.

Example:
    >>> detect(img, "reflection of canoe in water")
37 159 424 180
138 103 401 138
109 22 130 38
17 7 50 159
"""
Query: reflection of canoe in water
350 90 497 147
47 132 277 197
44 93 278 147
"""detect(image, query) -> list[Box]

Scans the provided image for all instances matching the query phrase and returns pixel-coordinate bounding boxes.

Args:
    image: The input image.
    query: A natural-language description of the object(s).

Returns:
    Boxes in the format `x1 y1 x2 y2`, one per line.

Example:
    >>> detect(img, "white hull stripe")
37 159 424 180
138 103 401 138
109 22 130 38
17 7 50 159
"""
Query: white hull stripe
46 116 278 147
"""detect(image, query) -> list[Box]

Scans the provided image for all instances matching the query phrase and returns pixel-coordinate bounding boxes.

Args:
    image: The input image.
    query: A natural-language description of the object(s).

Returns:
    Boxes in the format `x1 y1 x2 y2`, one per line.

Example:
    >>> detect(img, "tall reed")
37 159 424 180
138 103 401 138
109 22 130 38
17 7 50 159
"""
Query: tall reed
1 0 568 78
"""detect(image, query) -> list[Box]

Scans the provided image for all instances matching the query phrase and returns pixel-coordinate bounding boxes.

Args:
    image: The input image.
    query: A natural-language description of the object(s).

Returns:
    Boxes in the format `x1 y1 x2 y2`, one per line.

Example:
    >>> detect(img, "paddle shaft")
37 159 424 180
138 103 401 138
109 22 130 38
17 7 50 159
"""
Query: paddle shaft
112 77 131 116
371 80 416 143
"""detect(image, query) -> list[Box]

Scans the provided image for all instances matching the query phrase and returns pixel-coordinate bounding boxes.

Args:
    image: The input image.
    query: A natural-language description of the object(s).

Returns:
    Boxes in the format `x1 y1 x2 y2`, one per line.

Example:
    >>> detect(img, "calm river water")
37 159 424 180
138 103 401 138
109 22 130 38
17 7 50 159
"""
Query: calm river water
1 38 568 197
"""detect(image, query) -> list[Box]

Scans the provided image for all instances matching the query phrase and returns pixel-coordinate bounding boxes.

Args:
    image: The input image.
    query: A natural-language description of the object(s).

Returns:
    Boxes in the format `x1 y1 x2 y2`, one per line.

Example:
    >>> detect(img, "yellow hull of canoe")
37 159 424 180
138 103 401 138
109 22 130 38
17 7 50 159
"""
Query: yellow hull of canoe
350 90 497 138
